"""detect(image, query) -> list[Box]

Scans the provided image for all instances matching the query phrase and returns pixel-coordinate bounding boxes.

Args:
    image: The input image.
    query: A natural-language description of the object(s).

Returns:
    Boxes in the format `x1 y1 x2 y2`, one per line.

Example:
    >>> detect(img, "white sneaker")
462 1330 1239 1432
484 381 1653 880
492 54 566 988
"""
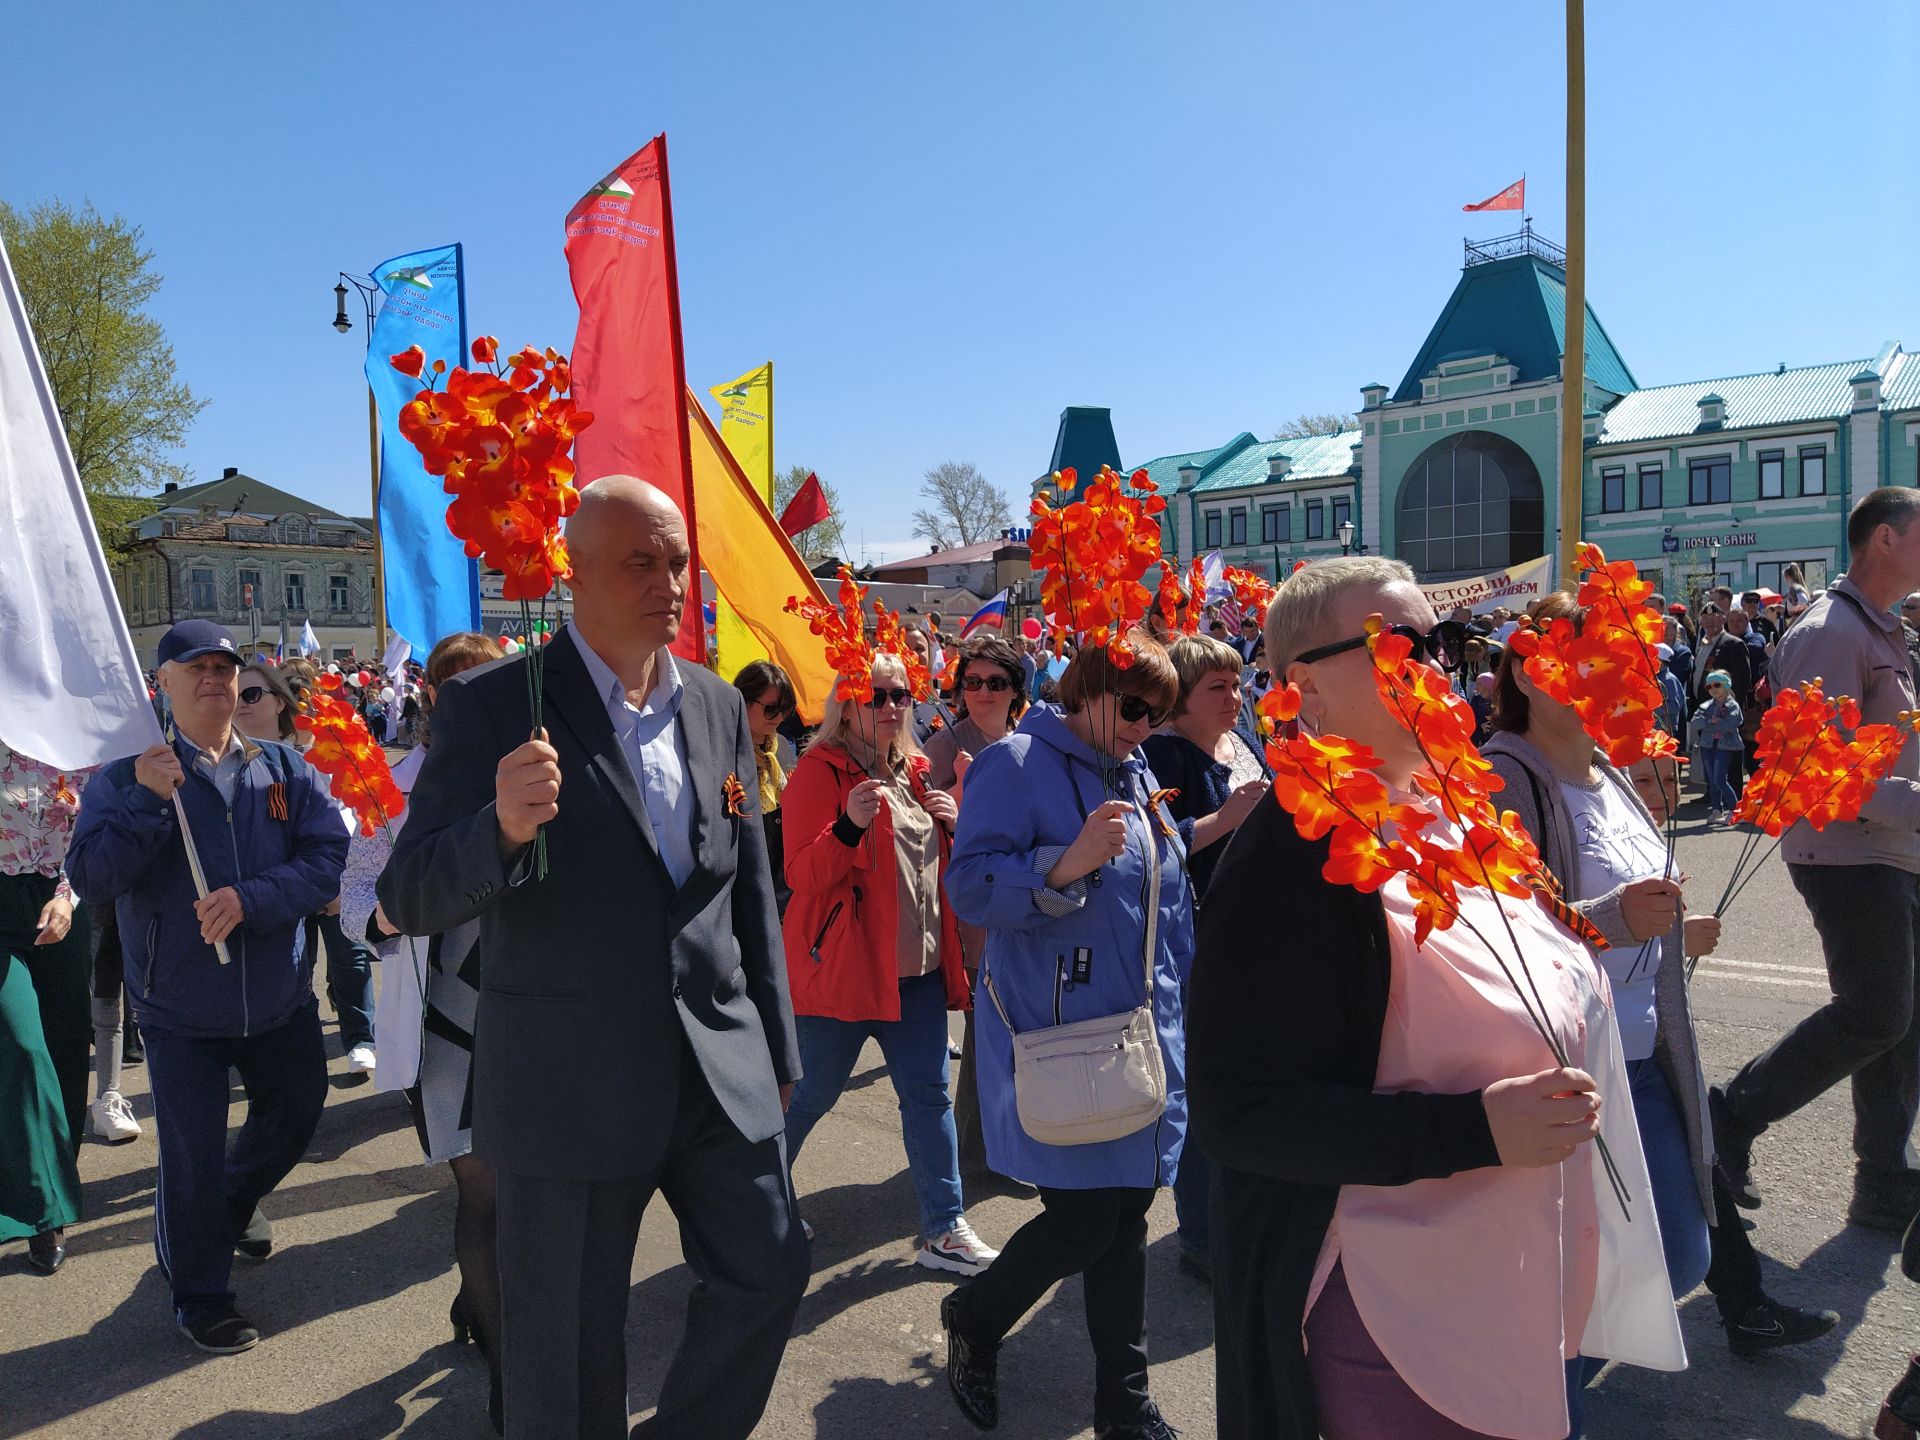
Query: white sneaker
917 1218 999 1276
347 1044 377 1074
89 1090 141 1143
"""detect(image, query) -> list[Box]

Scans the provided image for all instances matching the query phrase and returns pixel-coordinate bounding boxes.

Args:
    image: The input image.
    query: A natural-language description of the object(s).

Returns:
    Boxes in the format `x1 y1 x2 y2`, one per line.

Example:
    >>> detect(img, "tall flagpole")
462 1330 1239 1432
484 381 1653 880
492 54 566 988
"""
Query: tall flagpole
1558 0 1587 590
367 386 387 656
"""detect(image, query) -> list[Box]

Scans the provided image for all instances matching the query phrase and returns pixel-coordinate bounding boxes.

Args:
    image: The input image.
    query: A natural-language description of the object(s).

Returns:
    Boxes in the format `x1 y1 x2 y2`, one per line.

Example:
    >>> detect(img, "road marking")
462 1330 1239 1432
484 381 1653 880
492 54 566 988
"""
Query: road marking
1693 965 1830 993
1694 958 1828 977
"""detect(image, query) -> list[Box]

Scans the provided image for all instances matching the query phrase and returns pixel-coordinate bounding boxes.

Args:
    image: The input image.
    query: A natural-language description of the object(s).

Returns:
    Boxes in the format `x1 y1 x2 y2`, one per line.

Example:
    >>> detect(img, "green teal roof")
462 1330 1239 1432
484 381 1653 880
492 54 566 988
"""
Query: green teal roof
1045 406 1123 487
1883 349 1920 412
1128 445 1223 496
1596 357 1869 446
1189 430 1360 494
1394 253 1637 402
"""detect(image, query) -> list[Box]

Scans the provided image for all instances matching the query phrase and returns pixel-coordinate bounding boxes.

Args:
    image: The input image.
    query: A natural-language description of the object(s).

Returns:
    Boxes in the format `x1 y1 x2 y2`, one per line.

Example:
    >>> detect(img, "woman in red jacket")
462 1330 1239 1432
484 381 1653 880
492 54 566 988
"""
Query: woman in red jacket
781 653 999 1276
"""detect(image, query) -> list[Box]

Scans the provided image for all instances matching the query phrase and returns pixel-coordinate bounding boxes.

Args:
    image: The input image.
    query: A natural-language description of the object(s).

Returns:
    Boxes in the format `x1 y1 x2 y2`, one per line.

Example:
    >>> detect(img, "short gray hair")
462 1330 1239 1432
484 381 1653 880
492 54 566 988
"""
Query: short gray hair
1264 555 1418 673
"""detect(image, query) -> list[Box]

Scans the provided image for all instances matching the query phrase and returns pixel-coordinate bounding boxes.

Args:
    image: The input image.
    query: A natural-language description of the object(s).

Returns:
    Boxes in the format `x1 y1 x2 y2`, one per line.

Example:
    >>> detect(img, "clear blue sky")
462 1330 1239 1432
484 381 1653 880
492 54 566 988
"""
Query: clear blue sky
5 1 1914 562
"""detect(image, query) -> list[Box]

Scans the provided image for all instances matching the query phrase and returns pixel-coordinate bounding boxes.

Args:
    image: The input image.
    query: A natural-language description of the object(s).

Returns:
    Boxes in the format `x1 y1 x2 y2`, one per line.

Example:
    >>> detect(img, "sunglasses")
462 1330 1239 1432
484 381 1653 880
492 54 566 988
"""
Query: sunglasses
1295 620 1466 671
960 674 1014 693
1115 693 1173 727
238 686 269 706
756 698 793 720
864 688 915 709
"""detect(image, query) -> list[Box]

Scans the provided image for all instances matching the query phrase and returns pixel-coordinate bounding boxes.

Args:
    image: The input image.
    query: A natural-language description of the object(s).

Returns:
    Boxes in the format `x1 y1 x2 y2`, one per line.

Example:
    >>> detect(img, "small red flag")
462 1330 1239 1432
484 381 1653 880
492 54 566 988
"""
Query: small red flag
777 472 831 536
1463 178 1525 212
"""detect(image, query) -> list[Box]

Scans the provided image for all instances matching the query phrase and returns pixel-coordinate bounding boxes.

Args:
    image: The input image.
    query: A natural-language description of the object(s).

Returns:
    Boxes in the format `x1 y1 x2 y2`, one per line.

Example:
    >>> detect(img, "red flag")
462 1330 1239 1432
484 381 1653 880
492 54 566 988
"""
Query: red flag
565 134 705 661
1463 178 1525 212
777 472 831 536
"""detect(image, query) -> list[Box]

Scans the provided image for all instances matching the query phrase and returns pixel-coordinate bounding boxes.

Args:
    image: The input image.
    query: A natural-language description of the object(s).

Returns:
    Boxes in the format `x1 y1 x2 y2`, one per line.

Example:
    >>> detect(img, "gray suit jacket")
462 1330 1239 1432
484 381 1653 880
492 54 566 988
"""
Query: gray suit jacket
377 630 801 1181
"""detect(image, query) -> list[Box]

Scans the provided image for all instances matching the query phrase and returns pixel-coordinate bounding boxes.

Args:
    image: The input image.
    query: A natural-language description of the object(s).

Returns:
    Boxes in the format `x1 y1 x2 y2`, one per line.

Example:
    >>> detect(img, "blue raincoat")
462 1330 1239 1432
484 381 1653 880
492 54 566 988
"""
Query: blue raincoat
946 704 1194 1190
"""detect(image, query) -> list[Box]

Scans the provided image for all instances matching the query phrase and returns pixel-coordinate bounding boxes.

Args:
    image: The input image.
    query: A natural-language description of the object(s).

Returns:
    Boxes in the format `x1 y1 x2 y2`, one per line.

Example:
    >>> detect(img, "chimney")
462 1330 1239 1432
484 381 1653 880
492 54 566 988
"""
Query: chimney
1266 454 1292 480
163 481 178 494
223 466 239 479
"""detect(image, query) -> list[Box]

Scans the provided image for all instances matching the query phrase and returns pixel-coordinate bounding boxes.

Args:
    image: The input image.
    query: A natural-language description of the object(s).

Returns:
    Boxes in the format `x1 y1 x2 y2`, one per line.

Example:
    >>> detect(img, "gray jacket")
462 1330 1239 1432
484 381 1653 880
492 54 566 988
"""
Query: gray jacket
1769 576 1920 872
1482 731 1715 1213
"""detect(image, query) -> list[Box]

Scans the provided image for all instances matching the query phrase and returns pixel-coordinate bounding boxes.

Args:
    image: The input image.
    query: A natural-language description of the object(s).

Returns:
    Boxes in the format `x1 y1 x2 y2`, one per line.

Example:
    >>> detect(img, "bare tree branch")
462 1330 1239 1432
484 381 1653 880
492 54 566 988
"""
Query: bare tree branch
912 461 1011 549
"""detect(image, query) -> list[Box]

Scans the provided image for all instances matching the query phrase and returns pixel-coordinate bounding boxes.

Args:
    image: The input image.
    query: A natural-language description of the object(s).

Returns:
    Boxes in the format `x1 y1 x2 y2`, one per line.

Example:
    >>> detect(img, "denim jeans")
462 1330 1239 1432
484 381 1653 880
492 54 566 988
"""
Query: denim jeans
1700 748 1738 813
305 910 375 1051
1171 986 1210 1254
1565 1058 1710 1438
784 971 964 1240
1724 863 1920 1184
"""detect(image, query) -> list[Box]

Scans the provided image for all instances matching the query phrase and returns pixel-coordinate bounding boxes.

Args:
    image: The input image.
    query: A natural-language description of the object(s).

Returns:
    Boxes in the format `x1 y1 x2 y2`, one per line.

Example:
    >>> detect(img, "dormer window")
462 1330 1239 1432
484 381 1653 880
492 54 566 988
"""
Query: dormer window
1267 454 1291 480
1696 393 1726 428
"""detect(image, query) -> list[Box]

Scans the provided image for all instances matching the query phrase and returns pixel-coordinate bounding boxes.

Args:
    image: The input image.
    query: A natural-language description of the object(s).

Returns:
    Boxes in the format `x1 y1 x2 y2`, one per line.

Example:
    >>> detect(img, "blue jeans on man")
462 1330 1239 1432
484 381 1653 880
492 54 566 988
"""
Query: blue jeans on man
783 971 963 1240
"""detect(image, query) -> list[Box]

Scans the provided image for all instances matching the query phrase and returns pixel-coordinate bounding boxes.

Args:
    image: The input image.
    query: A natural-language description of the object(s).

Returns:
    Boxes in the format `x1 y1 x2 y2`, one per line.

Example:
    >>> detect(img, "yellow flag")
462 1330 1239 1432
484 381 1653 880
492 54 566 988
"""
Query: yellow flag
685 387 837 722
708 362 774 673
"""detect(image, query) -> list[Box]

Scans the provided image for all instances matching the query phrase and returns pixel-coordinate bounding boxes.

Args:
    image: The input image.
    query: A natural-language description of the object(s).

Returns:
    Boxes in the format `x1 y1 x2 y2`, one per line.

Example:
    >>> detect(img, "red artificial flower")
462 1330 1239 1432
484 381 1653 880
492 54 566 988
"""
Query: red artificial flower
786 566 879 703
294 675 406 838
471 335 499 365
389 345 426 378
1028 466 1167 665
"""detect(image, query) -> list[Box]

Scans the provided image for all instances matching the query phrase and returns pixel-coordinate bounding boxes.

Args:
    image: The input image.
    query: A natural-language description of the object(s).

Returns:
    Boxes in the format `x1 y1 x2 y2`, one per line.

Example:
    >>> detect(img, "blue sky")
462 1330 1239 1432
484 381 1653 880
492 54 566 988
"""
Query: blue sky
5 1 1914 563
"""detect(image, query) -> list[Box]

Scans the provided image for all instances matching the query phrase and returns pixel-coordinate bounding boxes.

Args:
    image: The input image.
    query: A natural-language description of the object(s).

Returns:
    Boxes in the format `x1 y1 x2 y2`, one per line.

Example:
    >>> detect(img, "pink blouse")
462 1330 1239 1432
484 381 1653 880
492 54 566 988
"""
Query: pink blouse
1308 865 1608 1440
0 744 91 898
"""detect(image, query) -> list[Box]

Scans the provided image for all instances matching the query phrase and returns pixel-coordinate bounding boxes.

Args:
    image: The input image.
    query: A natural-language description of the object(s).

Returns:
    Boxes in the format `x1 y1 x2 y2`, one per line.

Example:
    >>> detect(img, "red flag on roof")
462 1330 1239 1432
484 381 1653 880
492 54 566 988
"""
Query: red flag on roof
777 471 832 536
1463 178 1525 212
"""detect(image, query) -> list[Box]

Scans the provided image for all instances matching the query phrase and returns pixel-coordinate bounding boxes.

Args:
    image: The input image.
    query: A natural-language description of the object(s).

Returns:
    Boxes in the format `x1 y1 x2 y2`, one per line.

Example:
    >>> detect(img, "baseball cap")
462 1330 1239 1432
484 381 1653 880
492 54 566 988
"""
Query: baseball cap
1655 642 1674 660
156 619 241 668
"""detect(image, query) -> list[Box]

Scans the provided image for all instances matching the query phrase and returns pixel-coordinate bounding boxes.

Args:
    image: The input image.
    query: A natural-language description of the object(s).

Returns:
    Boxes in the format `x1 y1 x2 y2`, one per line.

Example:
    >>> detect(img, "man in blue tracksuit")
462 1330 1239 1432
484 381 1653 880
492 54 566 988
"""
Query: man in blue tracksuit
67 621 346 1354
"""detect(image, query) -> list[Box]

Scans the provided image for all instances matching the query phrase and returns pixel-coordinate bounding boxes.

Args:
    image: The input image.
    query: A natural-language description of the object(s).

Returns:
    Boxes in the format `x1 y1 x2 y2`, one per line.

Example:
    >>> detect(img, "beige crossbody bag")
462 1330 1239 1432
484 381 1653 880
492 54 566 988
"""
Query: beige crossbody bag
982 802 1168 1146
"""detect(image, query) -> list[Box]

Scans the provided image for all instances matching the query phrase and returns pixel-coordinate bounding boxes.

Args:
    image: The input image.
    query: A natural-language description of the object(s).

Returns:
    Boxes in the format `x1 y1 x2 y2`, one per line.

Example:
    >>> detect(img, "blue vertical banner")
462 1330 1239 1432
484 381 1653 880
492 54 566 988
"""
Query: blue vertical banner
364 243 480 652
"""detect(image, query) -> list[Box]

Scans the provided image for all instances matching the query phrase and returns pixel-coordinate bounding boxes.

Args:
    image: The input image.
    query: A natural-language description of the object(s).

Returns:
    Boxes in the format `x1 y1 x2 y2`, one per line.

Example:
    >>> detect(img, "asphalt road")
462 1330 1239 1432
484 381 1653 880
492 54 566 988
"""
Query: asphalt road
3 800 1916 1439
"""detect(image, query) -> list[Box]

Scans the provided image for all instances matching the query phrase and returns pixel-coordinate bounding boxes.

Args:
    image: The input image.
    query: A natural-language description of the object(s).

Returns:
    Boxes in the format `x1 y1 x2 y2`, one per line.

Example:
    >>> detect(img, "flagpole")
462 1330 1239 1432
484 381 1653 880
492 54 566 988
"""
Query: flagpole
367 385 387 656
1558 0 1587 590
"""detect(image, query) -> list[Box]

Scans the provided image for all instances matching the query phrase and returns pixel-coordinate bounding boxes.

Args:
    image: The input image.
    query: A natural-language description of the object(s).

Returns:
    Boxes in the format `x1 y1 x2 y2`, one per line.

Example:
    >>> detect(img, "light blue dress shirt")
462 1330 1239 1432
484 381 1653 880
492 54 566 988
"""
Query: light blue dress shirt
571 628 696 888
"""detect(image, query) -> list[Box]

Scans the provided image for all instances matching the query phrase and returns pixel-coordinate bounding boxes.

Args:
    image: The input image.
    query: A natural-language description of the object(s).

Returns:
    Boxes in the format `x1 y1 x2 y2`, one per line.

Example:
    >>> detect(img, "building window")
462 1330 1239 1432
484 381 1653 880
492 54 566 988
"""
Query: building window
1203 512 1222 549
1395 430 1546 576
1601 467 1626 513
1228 507 1248 546
1758 450 1784 499
1800 447 1826 496
1688 457 1731 505
1332 495 1352 534
1261 505 1290 543
1755 558 1828 593
189 567 216 610
1639 464 1663 511
285 572 306 614
329 575 351 613
1305 499 1325 540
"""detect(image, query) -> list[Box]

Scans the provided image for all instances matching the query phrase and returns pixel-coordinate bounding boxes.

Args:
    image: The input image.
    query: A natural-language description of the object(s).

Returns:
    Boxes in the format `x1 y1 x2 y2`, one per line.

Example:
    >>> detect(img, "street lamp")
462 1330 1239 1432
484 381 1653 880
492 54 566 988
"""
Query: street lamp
332 281 352 334
1705 536 1721 609
1337 518 1357 555
332 272 387 654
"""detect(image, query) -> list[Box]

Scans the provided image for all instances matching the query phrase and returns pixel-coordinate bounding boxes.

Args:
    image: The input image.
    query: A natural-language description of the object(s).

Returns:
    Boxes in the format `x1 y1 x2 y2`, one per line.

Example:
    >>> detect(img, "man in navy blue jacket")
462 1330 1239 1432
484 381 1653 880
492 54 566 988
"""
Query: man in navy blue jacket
68 620 346 1354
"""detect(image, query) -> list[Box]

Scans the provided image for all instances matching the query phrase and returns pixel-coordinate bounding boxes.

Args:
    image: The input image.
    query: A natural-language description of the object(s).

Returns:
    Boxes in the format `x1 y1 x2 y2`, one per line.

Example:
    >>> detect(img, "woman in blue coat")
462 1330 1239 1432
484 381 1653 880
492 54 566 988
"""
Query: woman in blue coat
940 632 1193 1440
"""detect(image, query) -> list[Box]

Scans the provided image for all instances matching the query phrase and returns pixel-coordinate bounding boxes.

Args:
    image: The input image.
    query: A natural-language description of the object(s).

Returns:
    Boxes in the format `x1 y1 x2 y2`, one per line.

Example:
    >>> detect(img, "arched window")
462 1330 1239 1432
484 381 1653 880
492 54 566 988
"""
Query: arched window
1395 431 1545 577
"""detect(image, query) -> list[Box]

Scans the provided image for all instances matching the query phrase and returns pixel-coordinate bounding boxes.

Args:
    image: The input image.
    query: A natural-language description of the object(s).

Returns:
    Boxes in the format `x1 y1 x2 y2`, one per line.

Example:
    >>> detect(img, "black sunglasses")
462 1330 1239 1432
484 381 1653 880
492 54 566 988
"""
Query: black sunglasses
1115 693 1173 727
238 685 269 706
960 674 1014 693
1295 620 1466 671
756 698 793 720
864 688 915 709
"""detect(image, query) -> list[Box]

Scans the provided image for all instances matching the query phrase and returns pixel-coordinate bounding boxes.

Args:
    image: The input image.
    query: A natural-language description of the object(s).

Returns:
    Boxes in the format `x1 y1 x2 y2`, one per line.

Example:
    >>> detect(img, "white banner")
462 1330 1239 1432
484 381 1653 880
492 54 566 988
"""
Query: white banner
1419 554 1556 617
0 230 163 770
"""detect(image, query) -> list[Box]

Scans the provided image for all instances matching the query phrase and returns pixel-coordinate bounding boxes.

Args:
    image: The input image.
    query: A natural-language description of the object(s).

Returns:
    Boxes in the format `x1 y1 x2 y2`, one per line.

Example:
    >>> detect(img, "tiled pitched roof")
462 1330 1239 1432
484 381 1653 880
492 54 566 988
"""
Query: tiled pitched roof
1190 429 1359 494
1596 358 1869 446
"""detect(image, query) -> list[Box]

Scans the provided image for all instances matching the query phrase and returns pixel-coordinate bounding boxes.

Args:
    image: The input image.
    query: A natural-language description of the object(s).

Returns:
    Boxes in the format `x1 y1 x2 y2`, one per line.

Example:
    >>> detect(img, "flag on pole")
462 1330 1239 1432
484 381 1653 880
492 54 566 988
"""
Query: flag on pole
683 388 838 721
1201 550 1227 604
566 134 705 663
961 590 1010 637
300 620 321 657
709 361 773 672
777 471 831 537
1463 178 1526 212
365 243 480 653
0 229 163 770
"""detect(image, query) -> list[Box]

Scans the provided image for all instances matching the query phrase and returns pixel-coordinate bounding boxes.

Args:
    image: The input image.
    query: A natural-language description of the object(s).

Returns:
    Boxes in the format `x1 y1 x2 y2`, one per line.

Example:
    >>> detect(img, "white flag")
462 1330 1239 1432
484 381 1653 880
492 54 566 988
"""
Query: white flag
0 230 162 770
381 634 412 680
301 619 321 656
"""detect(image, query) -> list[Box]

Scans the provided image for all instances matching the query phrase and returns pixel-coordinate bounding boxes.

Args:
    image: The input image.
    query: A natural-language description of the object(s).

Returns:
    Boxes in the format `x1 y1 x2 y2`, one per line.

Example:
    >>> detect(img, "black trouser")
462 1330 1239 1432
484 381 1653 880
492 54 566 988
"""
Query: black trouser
493 1045 809 1440
1705 1170 1765 1318
0 871 91 1161
1723 862 1920 1185
952 1184 1155 1428
305 911 375 1051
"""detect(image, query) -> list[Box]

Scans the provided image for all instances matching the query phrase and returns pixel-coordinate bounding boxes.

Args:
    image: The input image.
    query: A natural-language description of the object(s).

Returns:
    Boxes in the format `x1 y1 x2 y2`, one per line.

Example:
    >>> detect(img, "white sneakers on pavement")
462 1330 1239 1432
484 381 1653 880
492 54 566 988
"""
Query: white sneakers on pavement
347 1044 377 1075
917 1218 1000 1276
89 1090 141 1143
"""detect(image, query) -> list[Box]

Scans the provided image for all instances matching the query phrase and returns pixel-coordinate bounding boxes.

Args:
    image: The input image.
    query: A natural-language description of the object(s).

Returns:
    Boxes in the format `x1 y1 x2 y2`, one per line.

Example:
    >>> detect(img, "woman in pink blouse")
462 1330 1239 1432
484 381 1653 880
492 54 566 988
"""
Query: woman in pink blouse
0 743 93 1273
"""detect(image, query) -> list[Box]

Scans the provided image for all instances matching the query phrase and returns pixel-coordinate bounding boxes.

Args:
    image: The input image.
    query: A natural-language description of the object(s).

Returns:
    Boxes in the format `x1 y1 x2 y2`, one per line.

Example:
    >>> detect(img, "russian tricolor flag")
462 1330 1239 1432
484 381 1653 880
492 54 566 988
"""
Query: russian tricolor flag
962 589 1010 637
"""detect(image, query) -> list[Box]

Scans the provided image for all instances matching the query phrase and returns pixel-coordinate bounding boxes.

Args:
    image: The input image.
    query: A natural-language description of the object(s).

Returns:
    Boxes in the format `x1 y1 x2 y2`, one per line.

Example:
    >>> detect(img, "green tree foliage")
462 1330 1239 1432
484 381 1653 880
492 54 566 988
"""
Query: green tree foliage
1 199 205 553
773 462 849 563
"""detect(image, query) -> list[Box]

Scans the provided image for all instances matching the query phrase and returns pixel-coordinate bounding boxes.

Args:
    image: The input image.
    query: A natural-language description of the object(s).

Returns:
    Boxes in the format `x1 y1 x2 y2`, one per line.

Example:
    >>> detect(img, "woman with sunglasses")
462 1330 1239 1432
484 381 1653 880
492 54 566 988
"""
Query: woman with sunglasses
1190 557 1680 1440
232 663 379 1080
941 633 1193 1440
733 661 798 913
922 636 1028 1182
779 650 998 1276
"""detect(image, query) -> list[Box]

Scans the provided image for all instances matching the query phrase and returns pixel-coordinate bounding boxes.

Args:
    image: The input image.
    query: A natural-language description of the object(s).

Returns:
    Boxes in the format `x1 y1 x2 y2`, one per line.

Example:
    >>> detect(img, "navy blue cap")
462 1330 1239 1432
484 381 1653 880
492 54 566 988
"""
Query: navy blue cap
156 619 241 667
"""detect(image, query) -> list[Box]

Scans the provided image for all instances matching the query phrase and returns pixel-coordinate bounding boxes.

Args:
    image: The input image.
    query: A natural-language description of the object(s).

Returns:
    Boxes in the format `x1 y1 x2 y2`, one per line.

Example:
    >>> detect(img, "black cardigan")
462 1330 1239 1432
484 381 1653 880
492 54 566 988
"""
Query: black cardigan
1188 794 1502 1440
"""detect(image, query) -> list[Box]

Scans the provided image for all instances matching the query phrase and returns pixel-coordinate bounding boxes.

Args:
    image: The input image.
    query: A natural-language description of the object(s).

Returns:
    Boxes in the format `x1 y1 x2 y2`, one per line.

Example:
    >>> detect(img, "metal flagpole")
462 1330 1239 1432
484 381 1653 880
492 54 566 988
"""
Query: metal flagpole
1558 0 1587 590
368 387 387 656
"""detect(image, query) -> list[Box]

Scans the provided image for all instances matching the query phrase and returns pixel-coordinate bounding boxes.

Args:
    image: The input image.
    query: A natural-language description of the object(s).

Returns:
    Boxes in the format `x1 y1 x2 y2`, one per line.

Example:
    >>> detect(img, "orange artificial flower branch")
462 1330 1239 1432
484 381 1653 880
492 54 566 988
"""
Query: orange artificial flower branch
295 675 406 839
1029 465 1166 666
785 567 877 704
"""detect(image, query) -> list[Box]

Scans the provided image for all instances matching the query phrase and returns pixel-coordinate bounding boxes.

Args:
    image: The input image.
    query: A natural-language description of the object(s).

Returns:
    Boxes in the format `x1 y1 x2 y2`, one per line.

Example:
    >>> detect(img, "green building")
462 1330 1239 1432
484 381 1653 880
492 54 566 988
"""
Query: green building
1078 227 1920 601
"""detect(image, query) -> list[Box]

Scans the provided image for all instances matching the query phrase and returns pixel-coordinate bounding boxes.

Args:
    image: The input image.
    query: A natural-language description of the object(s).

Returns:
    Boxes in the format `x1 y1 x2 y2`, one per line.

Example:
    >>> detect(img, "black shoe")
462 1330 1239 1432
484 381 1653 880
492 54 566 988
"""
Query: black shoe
26 1229 65 1275
1710 1086 1762 1210
450 1290 475 1345
1724 1296 1840 1357
1096 1403 1180 1440
1849 1188 1920 1235
234 1208 273 1261
941 1289 999 1429
179 1305 260 1354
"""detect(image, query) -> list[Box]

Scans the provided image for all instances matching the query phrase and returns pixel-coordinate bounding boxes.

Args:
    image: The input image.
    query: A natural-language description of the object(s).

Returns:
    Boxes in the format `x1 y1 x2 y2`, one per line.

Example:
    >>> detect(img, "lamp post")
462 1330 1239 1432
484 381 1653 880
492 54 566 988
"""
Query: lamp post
1705 536 1721 609
1337 518 1357 556
332 274 387 656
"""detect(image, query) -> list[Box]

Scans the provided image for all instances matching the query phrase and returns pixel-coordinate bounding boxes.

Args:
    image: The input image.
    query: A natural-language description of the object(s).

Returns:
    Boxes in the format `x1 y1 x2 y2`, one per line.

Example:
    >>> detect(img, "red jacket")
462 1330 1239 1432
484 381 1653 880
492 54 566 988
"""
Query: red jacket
780 742 969 1022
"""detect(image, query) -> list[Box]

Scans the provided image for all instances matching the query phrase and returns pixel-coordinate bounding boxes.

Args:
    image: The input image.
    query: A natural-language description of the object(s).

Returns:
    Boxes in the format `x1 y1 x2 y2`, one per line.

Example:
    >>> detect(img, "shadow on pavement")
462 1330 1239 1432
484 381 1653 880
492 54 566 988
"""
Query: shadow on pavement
168 1346 489 1440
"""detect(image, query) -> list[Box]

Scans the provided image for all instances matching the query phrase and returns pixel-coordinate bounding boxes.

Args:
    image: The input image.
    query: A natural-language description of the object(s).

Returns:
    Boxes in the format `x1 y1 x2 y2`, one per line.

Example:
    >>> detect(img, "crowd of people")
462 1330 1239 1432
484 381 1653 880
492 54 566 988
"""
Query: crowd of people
8 480 1920 1438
